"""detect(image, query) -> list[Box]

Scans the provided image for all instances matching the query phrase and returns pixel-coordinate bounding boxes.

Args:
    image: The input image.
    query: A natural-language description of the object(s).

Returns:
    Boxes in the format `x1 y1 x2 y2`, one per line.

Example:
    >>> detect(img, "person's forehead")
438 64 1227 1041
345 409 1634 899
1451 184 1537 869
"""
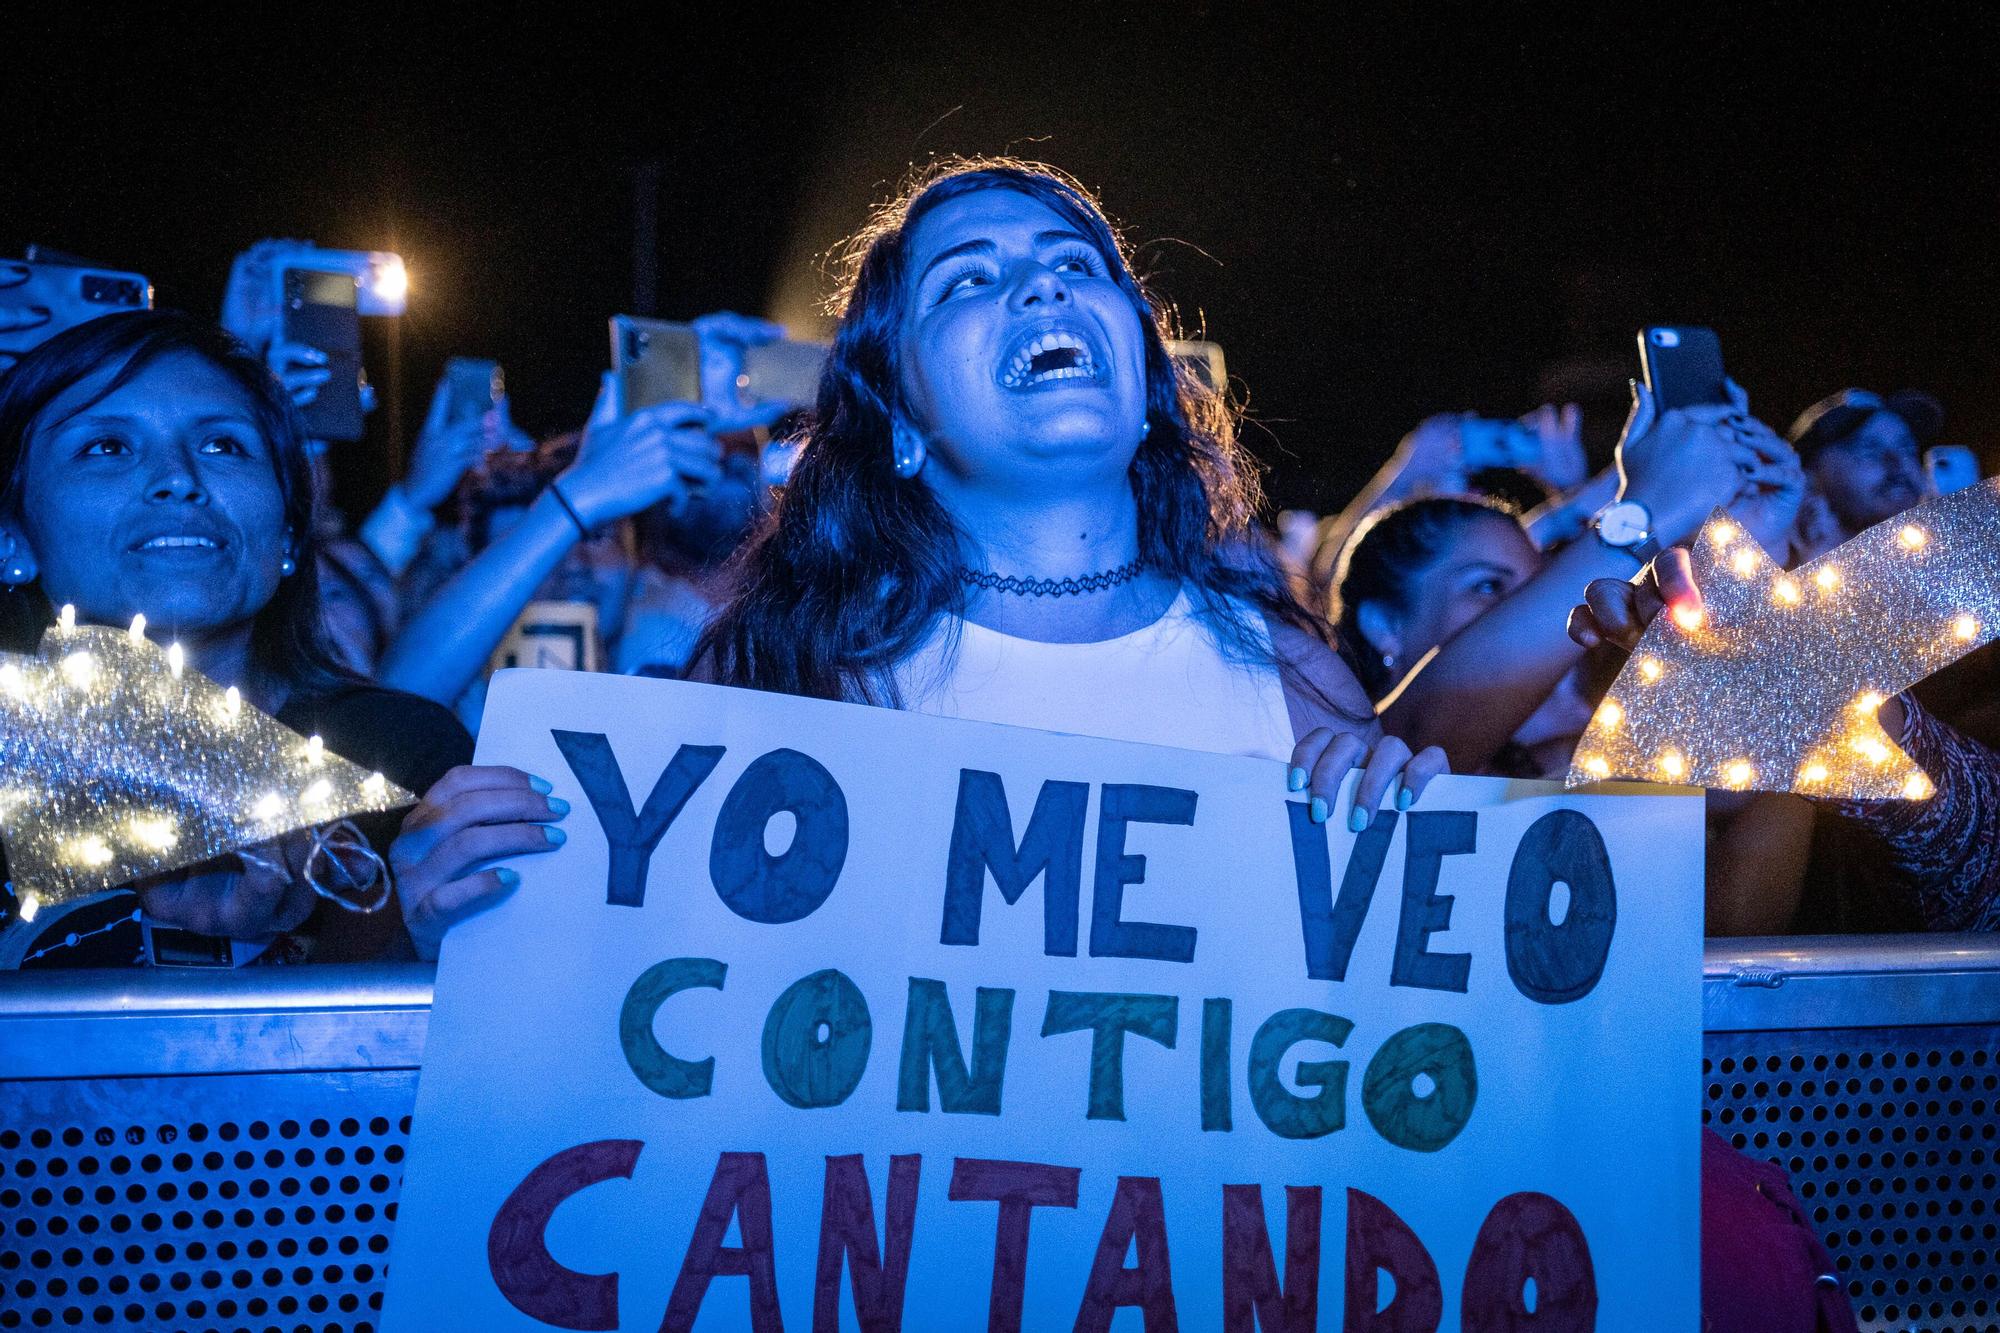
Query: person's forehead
1842 411 1918 452
1443 513 1537 566
906 188 1086 264
39 350 252 432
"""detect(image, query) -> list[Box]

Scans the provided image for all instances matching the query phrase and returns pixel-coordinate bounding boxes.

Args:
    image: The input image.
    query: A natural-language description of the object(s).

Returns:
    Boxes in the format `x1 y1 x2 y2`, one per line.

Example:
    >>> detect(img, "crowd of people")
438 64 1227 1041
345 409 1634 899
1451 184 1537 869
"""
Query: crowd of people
7 153 1994 1329
3 158 1993 967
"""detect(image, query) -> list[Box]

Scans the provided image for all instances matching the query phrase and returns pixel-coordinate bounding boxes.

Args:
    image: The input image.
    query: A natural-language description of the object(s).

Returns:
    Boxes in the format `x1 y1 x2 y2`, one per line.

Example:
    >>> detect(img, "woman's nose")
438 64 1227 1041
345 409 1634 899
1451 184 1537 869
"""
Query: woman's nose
1008 262 1072 313
146 462 208 505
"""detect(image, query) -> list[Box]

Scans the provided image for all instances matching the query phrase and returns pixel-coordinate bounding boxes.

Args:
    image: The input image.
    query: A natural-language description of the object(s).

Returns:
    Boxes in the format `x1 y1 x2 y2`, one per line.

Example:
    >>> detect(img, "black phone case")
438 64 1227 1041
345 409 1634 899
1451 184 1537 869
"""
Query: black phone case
282 271 365 442
1638 327 1728 413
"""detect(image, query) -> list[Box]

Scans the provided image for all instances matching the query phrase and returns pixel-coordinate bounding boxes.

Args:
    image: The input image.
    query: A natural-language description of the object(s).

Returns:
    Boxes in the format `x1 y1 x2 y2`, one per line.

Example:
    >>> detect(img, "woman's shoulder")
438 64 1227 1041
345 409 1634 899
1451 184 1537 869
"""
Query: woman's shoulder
280 683 475 796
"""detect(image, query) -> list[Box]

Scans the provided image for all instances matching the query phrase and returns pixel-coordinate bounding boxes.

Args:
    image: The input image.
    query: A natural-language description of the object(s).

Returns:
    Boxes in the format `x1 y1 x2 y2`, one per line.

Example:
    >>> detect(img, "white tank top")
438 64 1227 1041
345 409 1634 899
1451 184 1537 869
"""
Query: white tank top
892 590 1296 763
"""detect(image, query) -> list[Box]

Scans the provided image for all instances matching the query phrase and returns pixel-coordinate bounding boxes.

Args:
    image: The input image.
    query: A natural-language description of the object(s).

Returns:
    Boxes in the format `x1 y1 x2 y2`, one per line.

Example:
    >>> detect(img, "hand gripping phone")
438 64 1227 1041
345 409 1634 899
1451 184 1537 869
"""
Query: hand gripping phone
0 257 152 369
1637 326 1729 413
611 315 827 416
281 267 366 442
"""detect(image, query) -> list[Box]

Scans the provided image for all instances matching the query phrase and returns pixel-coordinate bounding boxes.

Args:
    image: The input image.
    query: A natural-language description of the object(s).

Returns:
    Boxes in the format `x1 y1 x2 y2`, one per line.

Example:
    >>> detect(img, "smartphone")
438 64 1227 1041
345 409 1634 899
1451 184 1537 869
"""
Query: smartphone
282 267 366 442
1166 339 1227 395
744 338 827 410
0 257 153 369
1637 326 1729 413
435 357 503 429
612 315 828 416
1925 445 1980 495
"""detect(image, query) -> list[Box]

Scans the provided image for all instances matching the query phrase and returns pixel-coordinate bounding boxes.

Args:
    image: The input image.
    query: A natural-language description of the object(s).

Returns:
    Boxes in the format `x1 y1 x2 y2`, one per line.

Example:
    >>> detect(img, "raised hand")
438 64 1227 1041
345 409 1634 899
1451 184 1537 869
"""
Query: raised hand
557 374 723 528
402 380 501 509
266 341 333 408
1391 413 1475 495
1613 382 1756 546
693 311 796 434
1520 402 1587 491
1719 382 1806 555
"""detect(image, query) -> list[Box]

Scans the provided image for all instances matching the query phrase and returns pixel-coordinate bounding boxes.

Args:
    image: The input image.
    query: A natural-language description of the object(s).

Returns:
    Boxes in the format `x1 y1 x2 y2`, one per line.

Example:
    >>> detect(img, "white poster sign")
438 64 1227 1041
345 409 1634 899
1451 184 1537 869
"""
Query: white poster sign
386 670 1704 1331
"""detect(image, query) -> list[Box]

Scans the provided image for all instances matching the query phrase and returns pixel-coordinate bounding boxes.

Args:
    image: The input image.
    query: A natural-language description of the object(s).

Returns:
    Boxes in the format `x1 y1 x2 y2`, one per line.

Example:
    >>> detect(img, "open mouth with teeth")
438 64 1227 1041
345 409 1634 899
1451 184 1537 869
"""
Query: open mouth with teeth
134 535 223 553
1000 329 1101 390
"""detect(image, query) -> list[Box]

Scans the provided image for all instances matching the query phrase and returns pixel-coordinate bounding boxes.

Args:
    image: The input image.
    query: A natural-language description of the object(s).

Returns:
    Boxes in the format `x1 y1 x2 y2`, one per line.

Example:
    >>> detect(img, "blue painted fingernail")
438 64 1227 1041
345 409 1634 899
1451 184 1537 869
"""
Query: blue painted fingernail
1309 796 1328 824
528 775 553 794
1349 807 1369 834
1397 787 1415 810
496 867 520 888
1287 767 1307 792
546 797 570 816
544 826 566 846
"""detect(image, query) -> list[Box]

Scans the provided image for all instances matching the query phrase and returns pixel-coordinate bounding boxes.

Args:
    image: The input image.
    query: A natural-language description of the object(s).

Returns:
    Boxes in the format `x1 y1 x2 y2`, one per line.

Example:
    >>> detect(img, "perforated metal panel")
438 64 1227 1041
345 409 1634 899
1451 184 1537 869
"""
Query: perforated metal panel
4 945 1998 1332
0 1071 413 1333
1702 1025 2000 1333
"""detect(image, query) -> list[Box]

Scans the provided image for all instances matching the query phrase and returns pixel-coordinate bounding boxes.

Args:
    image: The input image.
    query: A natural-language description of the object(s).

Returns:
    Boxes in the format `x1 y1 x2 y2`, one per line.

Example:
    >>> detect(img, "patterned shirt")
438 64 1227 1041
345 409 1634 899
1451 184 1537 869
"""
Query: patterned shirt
1832 699 2000 931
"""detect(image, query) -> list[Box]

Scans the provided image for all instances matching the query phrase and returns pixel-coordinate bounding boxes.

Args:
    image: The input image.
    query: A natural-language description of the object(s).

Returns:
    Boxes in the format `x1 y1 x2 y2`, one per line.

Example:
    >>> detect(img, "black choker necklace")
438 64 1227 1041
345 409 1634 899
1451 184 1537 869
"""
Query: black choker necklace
956 558 1147 598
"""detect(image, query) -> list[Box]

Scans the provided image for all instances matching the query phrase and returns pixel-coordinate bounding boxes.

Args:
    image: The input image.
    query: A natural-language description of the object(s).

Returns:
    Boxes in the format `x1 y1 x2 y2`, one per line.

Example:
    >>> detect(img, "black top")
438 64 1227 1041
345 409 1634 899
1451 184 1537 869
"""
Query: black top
0 683 472 967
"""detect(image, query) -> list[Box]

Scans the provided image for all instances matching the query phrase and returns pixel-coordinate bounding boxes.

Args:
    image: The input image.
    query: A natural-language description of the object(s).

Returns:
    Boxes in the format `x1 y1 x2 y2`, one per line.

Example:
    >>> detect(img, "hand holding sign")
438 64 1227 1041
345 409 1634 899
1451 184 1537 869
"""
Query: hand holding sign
387 764 570 960
386 671 1706 1329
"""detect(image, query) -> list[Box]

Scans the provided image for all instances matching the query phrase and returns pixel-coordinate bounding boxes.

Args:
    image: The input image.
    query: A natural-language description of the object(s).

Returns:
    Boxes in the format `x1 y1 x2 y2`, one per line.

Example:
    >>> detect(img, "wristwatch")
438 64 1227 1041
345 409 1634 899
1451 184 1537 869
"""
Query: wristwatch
1591 500 1662 565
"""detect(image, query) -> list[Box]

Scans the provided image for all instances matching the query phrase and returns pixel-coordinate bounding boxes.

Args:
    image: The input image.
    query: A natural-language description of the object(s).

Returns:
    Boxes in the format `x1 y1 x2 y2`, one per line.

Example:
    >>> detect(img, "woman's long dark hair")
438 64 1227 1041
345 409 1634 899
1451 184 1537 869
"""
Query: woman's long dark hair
699 157 1350 710
0 309 355 693
1330 495 1522 700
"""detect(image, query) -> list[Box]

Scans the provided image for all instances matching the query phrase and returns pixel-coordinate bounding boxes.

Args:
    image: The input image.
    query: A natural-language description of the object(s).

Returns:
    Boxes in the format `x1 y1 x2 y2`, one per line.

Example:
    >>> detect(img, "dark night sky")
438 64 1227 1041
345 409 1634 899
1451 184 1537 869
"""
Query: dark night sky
6 5 1998 516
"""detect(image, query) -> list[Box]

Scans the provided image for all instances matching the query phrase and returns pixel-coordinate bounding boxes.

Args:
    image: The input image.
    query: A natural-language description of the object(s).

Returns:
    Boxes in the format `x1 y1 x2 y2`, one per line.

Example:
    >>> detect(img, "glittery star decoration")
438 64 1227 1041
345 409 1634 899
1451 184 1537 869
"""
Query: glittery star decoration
1568 479 2000 799
0 613 415 917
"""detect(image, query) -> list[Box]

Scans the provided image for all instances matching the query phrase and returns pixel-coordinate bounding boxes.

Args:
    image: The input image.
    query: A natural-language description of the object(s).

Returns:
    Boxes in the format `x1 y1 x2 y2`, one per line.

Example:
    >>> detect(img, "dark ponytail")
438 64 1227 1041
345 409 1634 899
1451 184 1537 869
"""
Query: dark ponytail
1330 496 1520 699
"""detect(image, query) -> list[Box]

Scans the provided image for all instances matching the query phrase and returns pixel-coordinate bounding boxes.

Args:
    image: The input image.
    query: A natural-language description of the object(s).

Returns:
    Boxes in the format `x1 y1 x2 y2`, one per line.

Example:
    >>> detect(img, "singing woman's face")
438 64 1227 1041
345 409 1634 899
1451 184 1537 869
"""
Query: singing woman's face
895 188 1150 495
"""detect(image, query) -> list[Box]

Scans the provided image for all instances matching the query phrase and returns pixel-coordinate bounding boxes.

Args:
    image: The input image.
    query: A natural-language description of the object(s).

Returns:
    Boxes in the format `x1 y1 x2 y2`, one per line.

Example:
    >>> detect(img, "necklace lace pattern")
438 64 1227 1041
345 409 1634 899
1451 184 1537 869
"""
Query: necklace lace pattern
956 558 1147 598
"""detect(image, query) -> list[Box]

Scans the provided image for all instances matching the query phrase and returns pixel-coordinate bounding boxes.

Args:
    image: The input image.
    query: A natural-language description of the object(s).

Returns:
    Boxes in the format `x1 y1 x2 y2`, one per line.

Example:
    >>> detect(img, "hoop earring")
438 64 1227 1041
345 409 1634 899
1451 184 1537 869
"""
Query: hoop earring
1382 653 1396 670
892 435 927 480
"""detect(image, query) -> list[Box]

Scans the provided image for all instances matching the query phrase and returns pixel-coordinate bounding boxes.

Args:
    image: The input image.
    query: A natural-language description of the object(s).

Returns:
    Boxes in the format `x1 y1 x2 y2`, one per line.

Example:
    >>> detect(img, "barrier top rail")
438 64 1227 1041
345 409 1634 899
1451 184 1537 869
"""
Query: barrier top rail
2 935 1998 1081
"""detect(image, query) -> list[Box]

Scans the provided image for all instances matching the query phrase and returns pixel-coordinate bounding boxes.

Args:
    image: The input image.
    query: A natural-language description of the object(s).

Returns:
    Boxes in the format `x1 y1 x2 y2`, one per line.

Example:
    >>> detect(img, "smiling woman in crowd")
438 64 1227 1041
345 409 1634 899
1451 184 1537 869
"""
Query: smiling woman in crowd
0 310 562 967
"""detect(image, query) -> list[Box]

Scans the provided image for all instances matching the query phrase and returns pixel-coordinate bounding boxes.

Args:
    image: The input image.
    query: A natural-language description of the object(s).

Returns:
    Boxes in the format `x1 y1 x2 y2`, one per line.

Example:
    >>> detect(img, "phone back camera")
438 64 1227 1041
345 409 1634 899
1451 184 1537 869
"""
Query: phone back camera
80 274 145 307
1649 329 1681 348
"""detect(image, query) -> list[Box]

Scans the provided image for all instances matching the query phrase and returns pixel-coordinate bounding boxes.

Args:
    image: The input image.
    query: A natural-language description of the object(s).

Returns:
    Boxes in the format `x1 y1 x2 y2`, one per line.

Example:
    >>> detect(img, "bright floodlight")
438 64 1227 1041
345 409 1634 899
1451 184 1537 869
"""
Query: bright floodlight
361 253 409 315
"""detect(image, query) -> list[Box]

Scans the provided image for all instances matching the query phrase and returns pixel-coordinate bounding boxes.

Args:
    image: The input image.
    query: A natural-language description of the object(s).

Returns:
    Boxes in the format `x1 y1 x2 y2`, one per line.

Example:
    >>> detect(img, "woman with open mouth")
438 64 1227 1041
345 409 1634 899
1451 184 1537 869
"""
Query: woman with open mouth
693 157 1444 822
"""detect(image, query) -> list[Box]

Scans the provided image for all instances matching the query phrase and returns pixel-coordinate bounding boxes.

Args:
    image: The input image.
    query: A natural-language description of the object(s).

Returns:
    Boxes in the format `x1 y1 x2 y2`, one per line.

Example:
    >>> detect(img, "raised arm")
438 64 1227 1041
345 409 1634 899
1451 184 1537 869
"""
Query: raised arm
379 384 719 703
1381 386 1756 771
1310 415 1472 592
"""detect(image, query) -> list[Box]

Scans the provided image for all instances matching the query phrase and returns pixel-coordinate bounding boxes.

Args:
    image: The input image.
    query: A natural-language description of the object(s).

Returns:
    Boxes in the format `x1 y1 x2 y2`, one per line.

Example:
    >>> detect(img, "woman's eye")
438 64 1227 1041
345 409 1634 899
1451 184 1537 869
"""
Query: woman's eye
935 267 991 304
1471 578 1505 599
199 433 251 456
1052 248 1102 275
78 435 129 457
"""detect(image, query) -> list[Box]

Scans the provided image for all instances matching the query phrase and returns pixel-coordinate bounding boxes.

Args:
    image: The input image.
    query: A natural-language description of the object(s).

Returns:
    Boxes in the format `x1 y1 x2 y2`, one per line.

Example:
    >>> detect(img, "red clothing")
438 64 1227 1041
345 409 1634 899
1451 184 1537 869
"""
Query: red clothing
1702 1130 1858 1333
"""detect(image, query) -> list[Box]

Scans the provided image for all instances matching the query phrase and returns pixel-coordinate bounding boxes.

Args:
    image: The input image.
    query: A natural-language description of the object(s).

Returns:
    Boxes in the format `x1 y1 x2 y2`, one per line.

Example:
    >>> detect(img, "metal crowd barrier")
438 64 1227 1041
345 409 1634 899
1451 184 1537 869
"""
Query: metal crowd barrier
0 937 1995 1333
